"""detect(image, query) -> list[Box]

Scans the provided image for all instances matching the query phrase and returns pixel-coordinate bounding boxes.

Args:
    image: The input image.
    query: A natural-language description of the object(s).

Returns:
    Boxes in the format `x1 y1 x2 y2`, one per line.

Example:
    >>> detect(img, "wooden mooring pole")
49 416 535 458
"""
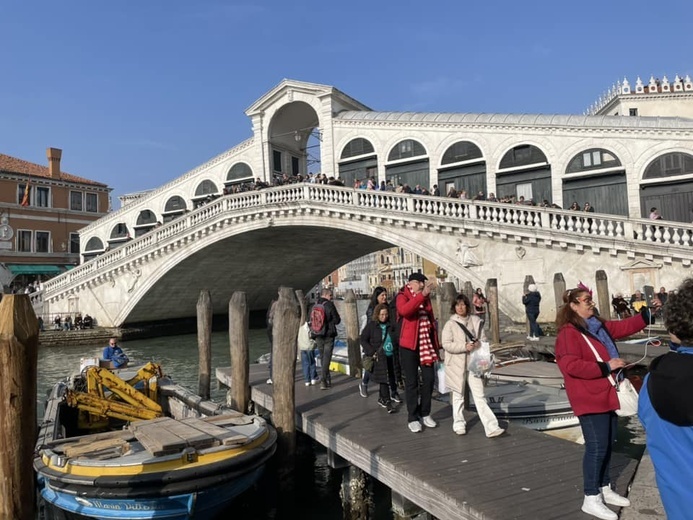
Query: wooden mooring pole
487 279 500 344
228 291 249 413
0 295 38 520
595 270 610 319
272 286 301 479
197 290 212 400
344 290 360 377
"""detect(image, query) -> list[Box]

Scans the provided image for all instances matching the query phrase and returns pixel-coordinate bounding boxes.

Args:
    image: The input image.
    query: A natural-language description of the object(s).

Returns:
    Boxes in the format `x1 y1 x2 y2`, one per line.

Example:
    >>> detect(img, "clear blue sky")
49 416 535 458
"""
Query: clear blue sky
1 1 691 204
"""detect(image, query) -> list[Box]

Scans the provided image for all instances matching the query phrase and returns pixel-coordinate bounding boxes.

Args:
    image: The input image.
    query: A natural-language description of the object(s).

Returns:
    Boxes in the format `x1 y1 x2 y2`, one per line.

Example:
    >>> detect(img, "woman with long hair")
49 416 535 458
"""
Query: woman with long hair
441 293 504 438
359 287 400 403
360 303 402 413
472 287 487 324
555 284 656 520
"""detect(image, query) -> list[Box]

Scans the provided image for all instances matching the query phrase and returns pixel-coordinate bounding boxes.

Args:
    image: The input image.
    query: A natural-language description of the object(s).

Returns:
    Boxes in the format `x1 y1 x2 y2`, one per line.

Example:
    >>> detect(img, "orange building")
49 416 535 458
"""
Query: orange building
0 148 110 291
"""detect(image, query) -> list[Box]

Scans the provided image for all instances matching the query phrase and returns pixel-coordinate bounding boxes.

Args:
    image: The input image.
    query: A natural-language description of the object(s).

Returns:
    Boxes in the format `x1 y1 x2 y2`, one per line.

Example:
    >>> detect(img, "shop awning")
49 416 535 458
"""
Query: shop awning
7 264 66 275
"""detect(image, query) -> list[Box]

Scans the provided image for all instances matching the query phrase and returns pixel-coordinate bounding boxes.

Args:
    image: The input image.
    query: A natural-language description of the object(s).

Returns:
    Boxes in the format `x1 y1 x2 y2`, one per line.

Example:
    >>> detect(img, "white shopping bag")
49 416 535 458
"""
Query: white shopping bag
436 361 448 394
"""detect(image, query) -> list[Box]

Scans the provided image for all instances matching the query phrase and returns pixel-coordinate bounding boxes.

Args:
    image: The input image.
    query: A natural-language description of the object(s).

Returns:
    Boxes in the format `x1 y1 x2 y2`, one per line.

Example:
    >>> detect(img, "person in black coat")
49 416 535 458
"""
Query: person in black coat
360 303 402 413
522 284 543 340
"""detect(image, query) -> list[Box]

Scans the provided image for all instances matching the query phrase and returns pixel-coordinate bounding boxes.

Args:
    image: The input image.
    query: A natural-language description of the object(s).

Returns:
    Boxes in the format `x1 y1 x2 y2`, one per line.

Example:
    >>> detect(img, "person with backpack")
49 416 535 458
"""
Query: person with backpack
310 288 341 390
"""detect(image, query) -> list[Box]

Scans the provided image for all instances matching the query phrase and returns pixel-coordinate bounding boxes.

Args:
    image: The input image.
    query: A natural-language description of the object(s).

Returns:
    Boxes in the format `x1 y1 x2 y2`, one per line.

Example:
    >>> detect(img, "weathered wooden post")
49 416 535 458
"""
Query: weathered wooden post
295 289 307 324
197 290 212 400
463 280 474 303
272 286 301 480
438 282 457 342
595 270 610 319
0 295 38 520
344 289 360 377
487 279 500 344
553 273 566 318
228 291 249 413
522 275 536 337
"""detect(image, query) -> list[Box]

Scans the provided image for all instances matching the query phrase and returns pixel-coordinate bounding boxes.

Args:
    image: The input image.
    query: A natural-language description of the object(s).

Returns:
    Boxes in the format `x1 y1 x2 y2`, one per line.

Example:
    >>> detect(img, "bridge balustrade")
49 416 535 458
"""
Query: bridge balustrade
42 183 693 296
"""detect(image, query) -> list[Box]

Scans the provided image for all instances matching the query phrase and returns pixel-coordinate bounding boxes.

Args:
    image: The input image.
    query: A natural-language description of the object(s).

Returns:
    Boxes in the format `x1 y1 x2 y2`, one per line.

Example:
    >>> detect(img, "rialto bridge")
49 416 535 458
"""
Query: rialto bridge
40 78 693 327
41 183 693 327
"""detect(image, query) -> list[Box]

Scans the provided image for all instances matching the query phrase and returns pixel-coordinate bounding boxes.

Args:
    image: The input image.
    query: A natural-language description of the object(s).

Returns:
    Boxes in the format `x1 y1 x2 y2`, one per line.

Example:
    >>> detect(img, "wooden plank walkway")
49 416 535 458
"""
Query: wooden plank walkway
217 364 637 520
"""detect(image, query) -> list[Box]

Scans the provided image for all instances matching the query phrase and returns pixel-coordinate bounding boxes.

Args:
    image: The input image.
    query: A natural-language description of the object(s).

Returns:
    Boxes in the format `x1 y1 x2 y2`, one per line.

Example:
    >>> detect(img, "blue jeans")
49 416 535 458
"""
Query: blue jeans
578 412 618 495
527 311 542 337
300 349 318 382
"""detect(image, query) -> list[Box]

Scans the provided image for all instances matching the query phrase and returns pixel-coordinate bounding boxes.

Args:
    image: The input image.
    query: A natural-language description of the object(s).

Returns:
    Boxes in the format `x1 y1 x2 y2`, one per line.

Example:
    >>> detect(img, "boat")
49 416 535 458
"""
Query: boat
35 358 277 519
469 378 578 431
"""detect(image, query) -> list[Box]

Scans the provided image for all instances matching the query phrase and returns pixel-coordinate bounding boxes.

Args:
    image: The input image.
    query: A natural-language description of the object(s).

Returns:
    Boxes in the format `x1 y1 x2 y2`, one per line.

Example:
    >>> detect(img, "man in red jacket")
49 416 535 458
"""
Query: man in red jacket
396 272 440 433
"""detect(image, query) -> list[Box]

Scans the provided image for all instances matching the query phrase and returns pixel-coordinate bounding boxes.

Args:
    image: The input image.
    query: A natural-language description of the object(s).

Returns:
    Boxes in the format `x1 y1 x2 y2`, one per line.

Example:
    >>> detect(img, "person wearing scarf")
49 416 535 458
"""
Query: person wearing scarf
395 272 440 433
555 283 656 520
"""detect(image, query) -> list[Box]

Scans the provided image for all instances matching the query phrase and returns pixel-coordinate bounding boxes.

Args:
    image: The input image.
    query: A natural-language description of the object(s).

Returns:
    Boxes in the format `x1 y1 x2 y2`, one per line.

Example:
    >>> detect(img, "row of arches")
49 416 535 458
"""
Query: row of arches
338 137 693 221
82 143 693 260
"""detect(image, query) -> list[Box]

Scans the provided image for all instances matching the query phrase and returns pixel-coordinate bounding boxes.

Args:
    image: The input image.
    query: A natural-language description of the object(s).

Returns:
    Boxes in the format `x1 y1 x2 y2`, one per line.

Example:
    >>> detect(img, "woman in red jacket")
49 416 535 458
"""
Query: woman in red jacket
555 285 655 520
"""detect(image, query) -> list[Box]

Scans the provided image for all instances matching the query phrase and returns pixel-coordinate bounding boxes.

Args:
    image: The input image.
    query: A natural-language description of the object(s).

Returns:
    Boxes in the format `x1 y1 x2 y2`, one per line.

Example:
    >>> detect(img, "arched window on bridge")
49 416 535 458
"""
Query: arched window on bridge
386 139 429 191
224 163 254 194
496 144 550 205
640 152 693 222
338 138 377 188
192 180 219 209
563 148 627 216
163 195 187 223
108 223 131 249
83 237 105 262
134 209 159 237
439 141 486 198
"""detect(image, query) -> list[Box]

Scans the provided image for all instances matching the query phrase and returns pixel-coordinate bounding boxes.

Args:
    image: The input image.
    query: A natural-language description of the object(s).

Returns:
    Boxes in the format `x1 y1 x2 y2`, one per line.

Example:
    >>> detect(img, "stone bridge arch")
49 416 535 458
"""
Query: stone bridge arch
43 185 693 328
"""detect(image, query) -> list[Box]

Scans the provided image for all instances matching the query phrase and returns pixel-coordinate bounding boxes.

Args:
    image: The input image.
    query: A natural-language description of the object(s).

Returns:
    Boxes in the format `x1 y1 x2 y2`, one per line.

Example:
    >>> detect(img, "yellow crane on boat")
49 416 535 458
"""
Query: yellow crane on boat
65 362 164 430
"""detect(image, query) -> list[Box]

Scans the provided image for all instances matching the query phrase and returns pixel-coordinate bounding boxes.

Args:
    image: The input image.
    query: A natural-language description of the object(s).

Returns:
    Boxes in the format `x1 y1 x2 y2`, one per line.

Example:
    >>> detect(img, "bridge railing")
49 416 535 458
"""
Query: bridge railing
43 183 693 295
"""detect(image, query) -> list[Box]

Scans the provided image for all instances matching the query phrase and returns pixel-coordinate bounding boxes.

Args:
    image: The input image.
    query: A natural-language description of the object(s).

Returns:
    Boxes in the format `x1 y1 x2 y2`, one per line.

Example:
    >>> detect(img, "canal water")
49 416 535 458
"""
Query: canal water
36 300 647 519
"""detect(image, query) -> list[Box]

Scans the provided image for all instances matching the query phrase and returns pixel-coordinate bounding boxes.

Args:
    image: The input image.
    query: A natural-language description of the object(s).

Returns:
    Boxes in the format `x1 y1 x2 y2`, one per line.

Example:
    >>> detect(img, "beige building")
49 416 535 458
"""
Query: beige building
589 74 693 119
0 148 110 291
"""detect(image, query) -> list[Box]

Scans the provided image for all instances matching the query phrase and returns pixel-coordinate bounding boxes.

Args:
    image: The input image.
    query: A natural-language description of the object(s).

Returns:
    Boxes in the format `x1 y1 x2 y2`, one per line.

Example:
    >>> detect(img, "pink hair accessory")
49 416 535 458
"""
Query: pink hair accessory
577 281 593 297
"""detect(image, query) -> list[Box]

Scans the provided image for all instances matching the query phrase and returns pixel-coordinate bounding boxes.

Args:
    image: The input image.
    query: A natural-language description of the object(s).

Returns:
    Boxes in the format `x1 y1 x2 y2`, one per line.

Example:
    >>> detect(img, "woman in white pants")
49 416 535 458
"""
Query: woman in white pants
441 293 505 438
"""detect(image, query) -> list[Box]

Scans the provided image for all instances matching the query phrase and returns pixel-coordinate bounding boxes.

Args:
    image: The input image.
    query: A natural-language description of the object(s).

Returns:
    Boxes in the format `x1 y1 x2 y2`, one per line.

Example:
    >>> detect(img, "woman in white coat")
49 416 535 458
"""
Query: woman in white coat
441 293 505 438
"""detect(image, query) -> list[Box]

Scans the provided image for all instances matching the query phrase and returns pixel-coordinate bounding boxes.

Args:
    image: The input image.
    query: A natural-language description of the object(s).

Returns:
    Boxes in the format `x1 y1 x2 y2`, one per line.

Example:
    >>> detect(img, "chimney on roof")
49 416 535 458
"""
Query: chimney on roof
47 147 62 178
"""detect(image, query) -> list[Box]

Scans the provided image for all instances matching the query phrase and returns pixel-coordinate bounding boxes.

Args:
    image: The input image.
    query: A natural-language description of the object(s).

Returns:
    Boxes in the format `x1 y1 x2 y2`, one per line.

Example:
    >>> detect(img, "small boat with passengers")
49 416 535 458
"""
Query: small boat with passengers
35 358 277 519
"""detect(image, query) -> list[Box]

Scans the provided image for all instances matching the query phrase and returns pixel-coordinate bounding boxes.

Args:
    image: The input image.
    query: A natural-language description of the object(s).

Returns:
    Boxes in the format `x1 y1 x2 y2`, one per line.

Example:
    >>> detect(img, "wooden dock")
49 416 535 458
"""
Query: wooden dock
217 363 638 520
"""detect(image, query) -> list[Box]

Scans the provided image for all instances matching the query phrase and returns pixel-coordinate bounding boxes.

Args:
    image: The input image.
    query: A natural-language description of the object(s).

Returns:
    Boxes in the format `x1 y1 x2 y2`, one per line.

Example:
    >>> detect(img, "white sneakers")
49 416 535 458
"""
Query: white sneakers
581 494 617 520
408 421 423 433
526 335 540 342
454 427 466 435
601 486 631 507
422 416 437 428
409 417 436 432
487 428 506 438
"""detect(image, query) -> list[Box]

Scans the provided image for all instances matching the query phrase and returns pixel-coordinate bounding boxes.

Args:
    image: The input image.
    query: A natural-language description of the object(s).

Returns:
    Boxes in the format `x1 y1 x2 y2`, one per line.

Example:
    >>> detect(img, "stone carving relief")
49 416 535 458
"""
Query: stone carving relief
515 246 526 259
456 240 481 267
127 266 142 294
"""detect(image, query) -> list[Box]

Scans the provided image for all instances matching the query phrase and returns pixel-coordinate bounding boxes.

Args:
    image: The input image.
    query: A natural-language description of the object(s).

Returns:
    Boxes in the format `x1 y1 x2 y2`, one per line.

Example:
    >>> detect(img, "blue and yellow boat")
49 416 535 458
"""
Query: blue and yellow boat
35 361 277 519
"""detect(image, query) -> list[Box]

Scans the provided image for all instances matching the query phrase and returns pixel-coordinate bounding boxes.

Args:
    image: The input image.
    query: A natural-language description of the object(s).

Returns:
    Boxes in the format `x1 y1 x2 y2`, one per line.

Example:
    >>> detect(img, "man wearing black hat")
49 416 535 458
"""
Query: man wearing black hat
396 272 440 433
